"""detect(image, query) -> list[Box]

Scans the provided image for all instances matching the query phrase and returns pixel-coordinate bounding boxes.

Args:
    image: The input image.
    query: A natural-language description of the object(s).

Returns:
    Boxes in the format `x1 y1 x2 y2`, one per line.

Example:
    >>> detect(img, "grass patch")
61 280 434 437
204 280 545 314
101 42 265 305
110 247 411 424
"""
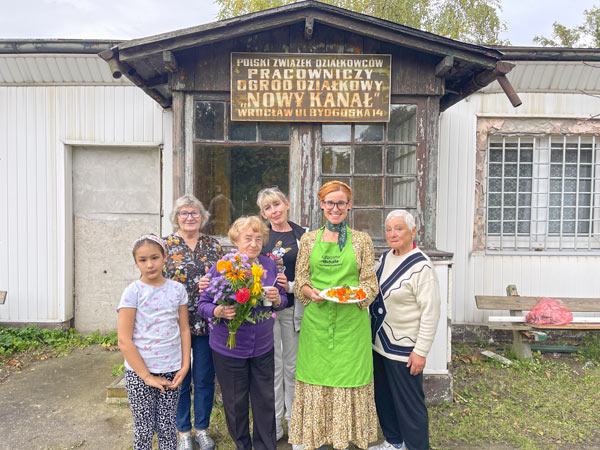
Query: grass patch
0 325 118 382
429 346 600 449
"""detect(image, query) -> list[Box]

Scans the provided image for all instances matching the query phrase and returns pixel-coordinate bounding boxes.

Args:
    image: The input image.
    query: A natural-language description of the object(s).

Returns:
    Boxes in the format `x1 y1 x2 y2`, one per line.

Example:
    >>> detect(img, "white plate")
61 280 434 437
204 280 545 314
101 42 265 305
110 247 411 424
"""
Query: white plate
319 286 364 304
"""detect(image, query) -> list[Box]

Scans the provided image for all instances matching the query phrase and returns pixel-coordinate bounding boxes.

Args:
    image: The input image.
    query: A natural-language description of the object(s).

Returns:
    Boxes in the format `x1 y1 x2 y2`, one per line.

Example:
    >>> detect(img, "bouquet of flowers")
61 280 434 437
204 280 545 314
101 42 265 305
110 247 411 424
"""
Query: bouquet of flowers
206 251 274 349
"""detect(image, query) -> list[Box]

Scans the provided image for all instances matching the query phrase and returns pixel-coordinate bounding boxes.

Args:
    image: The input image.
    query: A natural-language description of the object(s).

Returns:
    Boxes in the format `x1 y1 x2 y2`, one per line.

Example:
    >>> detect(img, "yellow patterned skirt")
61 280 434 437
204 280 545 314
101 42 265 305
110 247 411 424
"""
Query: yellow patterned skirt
288 380 378 450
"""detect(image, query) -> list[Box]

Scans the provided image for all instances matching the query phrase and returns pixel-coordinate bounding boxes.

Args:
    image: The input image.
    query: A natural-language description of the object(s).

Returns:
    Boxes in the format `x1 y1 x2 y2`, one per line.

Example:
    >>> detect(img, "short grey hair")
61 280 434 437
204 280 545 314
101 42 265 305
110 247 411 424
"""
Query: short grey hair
170 194 210 232
385 209 416 231
256 187 288 211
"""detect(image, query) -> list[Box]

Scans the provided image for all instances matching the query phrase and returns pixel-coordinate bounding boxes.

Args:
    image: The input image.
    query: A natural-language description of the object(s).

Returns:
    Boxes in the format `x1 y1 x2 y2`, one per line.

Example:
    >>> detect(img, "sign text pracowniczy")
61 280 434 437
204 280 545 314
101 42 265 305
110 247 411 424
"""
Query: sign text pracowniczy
231 53 391 122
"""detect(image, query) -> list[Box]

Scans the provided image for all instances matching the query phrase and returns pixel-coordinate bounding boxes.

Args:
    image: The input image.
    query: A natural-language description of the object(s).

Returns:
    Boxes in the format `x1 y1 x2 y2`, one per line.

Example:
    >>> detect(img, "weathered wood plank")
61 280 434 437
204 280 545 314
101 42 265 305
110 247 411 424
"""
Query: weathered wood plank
476 295 600 312
489 316 600 323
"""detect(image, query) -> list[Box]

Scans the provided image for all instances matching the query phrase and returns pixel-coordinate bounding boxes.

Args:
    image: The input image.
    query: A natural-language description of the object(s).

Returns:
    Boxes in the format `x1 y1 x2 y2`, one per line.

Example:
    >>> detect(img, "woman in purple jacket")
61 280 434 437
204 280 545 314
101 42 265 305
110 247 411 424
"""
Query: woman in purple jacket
198 216 287 450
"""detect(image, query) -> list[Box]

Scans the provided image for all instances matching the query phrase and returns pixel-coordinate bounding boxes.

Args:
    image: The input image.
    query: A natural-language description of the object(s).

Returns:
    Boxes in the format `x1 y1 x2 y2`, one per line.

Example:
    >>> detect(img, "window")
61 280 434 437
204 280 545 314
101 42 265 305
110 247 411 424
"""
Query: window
486 135 600 251
193 101 290 235
321 104 417 241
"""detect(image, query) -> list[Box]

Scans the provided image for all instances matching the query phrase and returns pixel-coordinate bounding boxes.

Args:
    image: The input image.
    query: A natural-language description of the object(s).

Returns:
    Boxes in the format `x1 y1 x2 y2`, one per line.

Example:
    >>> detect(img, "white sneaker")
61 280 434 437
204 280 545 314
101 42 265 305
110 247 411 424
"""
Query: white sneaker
276 425 284 441
368 441 405 450
292 445 302 450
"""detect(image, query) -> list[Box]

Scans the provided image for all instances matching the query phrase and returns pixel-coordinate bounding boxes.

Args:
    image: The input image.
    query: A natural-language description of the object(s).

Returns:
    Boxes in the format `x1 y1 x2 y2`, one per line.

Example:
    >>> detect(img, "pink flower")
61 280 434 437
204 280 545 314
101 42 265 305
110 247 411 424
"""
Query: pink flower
235 288 250 304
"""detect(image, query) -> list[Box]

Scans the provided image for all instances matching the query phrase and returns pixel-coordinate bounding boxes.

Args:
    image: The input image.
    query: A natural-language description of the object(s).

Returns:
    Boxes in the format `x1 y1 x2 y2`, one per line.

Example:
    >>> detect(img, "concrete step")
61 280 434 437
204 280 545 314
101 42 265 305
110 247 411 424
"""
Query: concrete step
106 374 128 405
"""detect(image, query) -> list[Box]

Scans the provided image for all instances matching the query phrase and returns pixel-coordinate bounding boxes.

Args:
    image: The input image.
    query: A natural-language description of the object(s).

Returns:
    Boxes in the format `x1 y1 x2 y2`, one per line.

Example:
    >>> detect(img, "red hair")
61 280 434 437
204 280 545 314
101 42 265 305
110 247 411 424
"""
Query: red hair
318 180 352 202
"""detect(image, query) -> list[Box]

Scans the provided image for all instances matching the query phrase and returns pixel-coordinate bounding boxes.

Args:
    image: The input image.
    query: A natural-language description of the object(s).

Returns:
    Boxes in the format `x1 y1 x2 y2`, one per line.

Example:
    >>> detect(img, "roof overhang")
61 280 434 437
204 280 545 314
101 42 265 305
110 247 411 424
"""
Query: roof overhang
99 0 519 110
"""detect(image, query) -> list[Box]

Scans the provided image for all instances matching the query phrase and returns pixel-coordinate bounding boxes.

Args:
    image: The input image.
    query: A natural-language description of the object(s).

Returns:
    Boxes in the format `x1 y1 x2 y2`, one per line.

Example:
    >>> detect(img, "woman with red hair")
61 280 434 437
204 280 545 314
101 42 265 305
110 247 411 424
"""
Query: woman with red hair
288 181 378 450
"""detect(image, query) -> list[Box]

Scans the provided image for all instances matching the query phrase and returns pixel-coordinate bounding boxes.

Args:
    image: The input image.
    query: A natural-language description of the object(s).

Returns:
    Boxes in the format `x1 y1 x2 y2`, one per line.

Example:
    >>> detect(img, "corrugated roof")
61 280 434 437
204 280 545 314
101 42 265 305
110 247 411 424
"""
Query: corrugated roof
481 60 600 94
0 54 131 85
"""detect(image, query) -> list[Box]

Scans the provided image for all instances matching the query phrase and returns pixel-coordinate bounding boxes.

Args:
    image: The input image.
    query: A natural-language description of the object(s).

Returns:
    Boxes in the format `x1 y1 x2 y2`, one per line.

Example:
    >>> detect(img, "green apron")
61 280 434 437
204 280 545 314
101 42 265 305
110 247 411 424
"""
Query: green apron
295 227 373 387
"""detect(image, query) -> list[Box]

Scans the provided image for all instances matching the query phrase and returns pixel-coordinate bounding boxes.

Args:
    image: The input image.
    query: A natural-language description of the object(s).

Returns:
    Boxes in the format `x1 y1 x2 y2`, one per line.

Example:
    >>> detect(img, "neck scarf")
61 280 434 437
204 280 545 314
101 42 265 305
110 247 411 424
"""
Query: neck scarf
325 220 347 251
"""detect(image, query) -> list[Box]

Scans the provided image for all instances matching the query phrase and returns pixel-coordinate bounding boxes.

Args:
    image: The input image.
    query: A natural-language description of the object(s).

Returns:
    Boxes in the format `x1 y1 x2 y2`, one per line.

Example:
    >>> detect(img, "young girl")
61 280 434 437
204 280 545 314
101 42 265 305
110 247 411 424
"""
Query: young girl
118 234 191 450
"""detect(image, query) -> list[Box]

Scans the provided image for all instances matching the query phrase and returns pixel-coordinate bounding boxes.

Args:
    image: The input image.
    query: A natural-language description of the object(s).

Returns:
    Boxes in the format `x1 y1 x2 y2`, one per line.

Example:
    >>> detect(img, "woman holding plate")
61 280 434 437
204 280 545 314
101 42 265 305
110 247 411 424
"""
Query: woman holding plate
288 180 378 450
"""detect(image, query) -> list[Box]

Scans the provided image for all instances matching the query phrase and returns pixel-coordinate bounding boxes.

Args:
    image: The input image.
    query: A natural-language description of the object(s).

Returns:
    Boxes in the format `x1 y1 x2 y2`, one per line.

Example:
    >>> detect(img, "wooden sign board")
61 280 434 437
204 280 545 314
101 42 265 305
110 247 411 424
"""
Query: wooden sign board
0 290 6 305
231 52 391 122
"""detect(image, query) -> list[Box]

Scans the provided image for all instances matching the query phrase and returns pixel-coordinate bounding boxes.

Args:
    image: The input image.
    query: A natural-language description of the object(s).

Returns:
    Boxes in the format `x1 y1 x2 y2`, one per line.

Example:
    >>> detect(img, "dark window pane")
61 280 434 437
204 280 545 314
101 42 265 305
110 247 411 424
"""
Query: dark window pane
551 149 563 163
354 209 383 240
564 179 577 192
322 146 351 174
551 165 563 177
488 208 501 220
548 221 561 233
194 145 289 235
355 178 383 206
519 179 532 192
564 194 576 206
489 149 503 162
580 149 593 163
504 164 517 177
488 222 501 235
579 208 591 220
503 208 516 220
489 179 502 192
355 145 382 174
230 121 257 141
518 222 530 234
565 150 578 163
578 221 590 234
504 193 516 206
579 193 591 206
489 193 501 206
195 101 225 140
550 179 562 192
322 124 351 142
519 164 532 177
579 179 592 192
580 165 592 177
564 165 577 177
549 193 562 206
504 178 517 192
549 208 561 220
563 221 575 233
388 104 417 142
489 163 502 177
518 208 531 220
520 149 533 162
505 149 518 162
503 222 515 234
355 124 384 142
563 208 576 220
518 193 532 206
259 123 289 141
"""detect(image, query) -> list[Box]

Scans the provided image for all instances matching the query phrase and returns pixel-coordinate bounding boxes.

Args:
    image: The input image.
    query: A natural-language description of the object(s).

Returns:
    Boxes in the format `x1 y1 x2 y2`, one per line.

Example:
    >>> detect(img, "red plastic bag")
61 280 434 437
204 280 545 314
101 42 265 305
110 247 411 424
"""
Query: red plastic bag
525 297 573 326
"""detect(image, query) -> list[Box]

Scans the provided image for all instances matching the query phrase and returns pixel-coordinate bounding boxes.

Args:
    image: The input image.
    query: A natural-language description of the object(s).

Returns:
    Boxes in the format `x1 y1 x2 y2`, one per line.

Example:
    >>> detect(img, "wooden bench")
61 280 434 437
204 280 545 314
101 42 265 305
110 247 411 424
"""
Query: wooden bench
475 285 600 359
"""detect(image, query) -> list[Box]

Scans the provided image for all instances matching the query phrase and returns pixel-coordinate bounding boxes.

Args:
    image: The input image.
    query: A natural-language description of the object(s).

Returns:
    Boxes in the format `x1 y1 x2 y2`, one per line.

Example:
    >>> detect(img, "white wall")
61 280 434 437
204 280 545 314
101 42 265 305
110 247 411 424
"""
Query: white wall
0 84 167 325
438 92 600 324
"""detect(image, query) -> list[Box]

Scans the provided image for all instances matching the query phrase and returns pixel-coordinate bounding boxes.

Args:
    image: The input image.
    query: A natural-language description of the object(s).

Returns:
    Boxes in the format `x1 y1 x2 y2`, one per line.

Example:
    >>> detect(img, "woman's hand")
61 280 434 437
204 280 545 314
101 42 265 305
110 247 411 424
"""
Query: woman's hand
170 365 189 389
198 267 210 293
142 374 173 393
265 286 282 307
276 273 290 292
302 285 324 303
406 351 426 376
214 305 236 320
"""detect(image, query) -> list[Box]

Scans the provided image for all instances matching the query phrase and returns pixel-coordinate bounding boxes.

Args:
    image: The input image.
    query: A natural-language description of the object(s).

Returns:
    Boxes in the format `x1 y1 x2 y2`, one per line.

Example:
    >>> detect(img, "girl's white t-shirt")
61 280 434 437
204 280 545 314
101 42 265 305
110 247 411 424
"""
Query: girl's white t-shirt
117 279 188 373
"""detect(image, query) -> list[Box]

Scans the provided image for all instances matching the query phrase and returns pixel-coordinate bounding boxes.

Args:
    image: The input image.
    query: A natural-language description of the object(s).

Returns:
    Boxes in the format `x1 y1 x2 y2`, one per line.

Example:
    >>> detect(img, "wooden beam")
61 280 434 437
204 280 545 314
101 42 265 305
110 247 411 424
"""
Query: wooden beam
496 74 522 107
435 55 454 77
145 73 169 87
304 15 314 40
162 50 179 73
0 290 6 304
476 295 600 312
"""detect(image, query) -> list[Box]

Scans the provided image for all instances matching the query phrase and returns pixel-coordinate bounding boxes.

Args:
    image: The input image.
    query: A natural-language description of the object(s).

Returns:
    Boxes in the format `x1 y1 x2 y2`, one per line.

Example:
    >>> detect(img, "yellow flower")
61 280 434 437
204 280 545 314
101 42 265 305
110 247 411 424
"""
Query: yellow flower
251 297 257 306
252 282 262 296
251 264 264 279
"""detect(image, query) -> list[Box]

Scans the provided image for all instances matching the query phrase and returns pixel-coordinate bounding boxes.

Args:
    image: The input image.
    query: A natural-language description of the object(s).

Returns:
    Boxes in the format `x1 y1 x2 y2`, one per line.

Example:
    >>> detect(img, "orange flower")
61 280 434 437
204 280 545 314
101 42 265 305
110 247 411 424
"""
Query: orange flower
356 288 367 300
217 260 232 273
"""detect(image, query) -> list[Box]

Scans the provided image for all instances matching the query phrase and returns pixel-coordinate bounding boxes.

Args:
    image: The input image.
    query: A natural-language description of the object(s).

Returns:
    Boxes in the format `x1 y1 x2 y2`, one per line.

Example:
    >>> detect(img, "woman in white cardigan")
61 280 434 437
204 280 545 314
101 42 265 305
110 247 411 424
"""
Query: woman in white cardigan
368 210 441 450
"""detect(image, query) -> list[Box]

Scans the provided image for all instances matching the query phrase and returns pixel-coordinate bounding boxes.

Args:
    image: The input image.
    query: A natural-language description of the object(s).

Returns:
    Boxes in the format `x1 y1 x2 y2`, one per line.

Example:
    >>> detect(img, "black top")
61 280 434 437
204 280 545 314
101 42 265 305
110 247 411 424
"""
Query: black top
261 221 306 309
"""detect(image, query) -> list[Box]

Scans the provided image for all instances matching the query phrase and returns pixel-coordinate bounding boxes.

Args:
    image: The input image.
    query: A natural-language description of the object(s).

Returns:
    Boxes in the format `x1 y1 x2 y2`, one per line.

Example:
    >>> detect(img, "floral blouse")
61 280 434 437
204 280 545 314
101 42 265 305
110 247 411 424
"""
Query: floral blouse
163 233 224 336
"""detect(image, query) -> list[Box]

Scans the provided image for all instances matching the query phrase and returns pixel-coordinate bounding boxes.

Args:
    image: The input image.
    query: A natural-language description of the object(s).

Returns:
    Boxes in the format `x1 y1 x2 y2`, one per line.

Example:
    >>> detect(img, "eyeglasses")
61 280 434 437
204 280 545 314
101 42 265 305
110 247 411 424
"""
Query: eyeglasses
178 211 200 219
323 200 349 210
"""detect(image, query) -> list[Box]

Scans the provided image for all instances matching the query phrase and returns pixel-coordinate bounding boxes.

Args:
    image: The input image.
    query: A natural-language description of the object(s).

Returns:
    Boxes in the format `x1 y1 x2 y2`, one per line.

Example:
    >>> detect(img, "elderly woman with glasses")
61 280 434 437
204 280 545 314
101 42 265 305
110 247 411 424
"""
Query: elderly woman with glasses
163 194 224 450
288 181 378 450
